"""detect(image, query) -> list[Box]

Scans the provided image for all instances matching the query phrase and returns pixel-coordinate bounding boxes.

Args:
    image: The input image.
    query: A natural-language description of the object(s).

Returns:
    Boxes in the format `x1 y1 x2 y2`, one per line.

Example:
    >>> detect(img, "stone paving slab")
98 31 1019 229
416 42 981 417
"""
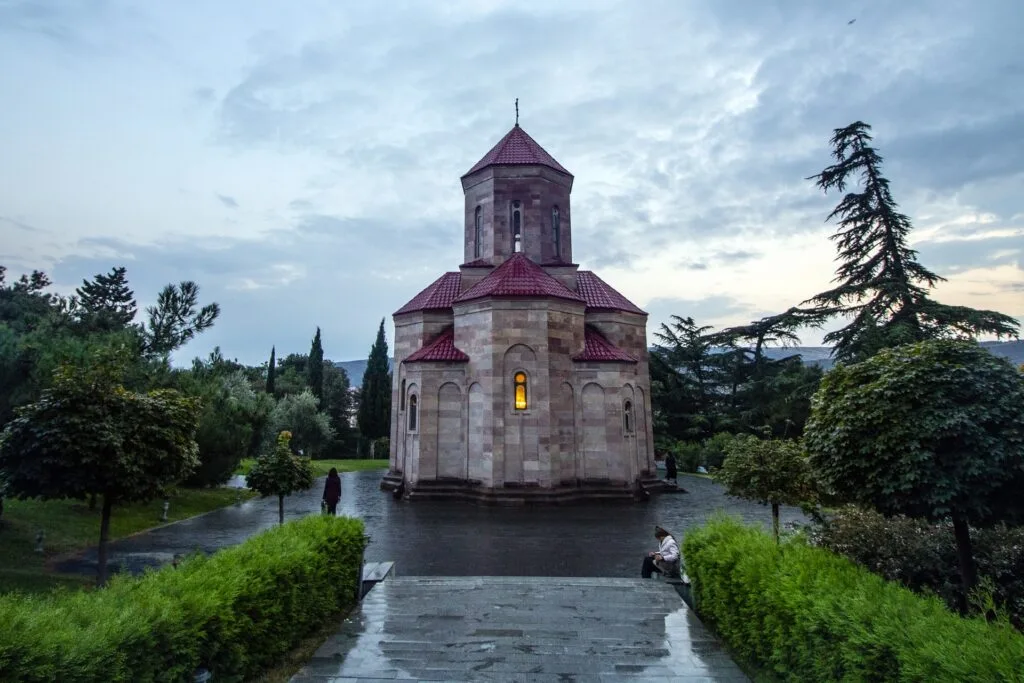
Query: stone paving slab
292 577 749 682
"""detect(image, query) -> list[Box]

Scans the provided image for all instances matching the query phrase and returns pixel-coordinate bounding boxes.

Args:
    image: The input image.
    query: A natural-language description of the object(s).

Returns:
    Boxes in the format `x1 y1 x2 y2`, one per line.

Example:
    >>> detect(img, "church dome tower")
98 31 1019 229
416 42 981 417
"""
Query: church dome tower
460 124 573 266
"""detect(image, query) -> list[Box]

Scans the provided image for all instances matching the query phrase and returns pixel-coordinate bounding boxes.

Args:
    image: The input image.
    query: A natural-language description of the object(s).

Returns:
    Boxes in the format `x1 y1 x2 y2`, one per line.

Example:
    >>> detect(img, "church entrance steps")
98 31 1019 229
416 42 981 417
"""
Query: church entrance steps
291 576 749 682
381 474 683 504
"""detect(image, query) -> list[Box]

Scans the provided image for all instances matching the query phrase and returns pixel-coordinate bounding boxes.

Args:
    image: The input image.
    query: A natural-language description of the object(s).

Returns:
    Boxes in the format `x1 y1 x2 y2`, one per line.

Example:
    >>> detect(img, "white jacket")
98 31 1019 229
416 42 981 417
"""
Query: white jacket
655 535 681 575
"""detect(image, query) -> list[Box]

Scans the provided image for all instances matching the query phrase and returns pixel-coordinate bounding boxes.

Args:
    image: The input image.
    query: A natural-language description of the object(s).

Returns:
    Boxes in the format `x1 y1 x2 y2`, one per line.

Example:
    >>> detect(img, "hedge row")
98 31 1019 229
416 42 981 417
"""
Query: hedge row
0 515 367 682
683 516 1024 682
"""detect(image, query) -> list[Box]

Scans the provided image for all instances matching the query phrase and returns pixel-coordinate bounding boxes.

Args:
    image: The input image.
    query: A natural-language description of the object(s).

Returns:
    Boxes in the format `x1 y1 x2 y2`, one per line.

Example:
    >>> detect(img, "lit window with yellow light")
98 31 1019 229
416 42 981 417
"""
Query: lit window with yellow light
513 372 528 410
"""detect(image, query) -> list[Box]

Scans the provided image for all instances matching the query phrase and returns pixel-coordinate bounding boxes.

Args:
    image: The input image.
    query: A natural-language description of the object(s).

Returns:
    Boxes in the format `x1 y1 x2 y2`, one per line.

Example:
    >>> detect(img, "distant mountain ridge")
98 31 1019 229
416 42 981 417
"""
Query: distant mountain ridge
334 340 1022 385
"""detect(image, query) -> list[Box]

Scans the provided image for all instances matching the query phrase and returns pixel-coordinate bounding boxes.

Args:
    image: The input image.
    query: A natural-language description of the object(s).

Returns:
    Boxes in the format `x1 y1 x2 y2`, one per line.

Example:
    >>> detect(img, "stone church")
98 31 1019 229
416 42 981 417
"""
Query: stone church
381 122 663 502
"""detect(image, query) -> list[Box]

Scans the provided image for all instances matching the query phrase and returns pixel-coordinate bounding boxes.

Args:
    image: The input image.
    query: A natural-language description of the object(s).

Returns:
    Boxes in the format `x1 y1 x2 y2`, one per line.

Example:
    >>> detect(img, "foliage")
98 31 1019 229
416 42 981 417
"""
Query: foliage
246 431 315 524
372 436 390 460
143 280 220 357
811 506 1024 631
683 516 1024 682
322 362 355 454
74 266 138 333
650 315 824 445
356 318 392 441
307 327 324 400
801 121 1018 363
805 339 1024 597
0 514 367 682
0 488 255 594
266 345 276 395
0 347 200 584
714 436 817 540
267 390 334 459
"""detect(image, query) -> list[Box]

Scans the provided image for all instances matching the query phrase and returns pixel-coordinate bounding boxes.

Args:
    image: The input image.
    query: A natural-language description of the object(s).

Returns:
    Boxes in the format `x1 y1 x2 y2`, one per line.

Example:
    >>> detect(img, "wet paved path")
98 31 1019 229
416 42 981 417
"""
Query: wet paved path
56 471 804 577
292 577 750 682
57 471 804 577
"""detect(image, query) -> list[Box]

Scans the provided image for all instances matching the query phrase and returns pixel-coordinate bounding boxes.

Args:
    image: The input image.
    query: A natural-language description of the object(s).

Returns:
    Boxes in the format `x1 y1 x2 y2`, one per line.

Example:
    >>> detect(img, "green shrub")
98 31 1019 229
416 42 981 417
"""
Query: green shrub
683 516 1024 682
372 436 390 459
0 514 367 682
812 506 1024 630
700 432 739 469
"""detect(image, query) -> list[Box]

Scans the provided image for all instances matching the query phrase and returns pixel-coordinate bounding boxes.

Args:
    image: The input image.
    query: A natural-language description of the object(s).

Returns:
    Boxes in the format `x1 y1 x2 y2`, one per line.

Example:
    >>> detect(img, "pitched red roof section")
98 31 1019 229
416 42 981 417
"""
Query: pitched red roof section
404 327 469 363
394 272 462 315
573 326 638 363
576 271 646 315
463 125 572 178
455 253 585 305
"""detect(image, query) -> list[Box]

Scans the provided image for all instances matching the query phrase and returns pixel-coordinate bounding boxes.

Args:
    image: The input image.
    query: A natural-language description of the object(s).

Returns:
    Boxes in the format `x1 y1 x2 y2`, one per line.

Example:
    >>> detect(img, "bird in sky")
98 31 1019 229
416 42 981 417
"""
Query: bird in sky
848 19 857 25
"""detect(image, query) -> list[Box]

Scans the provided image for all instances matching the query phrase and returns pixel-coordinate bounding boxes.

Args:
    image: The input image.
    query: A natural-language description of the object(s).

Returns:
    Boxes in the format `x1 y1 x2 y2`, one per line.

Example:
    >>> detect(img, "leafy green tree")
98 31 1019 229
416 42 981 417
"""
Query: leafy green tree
802 122 1018 362
246 430 314 524
143 281 220 357
307 327 324 400
74 266 138 333
267 389 334 459
0 346 200 585
714 436 817 541
271 353 310 399
322 362 355 455
266 346 276 395
805 339 1024 606
356 319 392 451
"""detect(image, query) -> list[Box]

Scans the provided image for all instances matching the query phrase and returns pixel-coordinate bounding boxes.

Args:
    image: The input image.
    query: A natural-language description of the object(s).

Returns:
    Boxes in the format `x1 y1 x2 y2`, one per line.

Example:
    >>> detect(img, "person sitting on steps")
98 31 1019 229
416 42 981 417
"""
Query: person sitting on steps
641 525 689 584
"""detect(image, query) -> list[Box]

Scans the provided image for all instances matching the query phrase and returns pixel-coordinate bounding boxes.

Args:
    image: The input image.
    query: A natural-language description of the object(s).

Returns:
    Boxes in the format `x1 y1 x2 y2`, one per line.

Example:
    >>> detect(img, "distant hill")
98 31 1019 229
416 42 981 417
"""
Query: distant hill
334 340 1022 384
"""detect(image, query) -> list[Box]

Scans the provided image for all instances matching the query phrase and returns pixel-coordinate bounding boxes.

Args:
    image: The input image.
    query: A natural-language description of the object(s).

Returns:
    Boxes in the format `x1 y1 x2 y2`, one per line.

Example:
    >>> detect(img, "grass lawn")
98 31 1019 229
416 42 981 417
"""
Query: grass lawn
0 487 256 595
235 458 389 478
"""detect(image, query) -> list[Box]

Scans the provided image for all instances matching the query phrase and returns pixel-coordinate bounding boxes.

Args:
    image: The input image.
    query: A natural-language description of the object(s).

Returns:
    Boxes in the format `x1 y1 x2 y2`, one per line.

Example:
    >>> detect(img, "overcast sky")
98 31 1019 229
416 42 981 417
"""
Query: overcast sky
1 0 1021 366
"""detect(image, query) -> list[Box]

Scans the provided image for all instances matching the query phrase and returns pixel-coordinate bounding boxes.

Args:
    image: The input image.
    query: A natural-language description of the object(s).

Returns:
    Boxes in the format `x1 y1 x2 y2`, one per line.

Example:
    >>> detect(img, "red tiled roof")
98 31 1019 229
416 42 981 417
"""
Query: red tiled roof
394 272 462 315
573 326 638 363
576 271 646 315
455 253 585 305
463 125 572 178
460 258 493 268
404 327 469 363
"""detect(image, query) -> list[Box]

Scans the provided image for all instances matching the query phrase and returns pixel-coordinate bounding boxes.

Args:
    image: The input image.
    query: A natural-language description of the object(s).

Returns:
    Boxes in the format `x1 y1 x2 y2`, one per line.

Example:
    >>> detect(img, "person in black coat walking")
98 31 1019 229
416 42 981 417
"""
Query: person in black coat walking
664 453 678 485
322 467 342 515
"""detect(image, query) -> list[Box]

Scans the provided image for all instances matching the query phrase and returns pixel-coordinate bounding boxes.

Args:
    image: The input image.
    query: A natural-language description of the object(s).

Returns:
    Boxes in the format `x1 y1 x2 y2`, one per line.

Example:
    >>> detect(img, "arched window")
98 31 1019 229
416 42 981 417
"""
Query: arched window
474 206 483 258
552 206 561 259
511 201 522 253
400 379 406 411
623 400 633 433
408 395 418 431
513 371 528 410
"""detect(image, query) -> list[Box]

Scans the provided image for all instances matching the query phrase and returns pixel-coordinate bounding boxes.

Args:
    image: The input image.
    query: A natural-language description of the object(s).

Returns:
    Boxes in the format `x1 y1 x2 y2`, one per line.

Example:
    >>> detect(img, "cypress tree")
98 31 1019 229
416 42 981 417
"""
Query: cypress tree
356 319 392 442
266 346 276 395
803 121 1018 362
307 327 324 401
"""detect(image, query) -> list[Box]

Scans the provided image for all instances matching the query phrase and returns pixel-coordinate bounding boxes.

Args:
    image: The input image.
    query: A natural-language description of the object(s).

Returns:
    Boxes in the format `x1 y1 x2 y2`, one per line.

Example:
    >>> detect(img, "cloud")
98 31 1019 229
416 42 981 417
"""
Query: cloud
216 193 239 209
1 0 1021 362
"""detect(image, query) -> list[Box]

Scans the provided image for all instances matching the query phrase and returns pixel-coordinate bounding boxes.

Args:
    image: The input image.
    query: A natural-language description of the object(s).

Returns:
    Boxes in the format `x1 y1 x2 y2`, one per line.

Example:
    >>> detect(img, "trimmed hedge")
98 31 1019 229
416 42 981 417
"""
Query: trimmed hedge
683 516 1024 682
0 514 366 682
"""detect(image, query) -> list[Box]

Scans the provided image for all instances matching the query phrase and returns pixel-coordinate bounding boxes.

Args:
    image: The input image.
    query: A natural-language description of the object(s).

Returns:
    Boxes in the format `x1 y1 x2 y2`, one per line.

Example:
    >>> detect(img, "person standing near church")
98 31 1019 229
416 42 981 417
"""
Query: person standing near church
322 467 342 515
664 452 678 484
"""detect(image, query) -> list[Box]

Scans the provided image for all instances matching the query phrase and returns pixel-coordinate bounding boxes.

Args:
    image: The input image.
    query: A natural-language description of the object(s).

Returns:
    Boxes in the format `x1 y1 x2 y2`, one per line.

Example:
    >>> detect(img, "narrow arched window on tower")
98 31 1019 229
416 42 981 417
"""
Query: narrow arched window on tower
552 206 561 260
400 379 406 411
513 371 528 410
511 201 522 253
474 206 483 259
408 395 418 431
624 400 634 433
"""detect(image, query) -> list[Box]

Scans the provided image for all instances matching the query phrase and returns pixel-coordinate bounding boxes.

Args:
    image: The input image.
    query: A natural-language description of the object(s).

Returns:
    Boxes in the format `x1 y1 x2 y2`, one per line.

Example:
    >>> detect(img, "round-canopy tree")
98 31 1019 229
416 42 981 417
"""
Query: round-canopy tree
714 435 817 542
805 339 1024 605
246 430 315 524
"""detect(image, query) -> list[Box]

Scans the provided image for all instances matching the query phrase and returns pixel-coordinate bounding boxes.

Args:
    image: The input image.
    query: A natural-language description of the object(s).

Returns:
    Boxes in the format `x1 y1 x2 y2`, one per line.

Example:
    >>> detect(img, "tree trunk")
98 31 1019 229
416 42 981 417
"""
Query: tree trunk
771 503 780 543
278 494 285 525
97 494 114 588
951 513 977 613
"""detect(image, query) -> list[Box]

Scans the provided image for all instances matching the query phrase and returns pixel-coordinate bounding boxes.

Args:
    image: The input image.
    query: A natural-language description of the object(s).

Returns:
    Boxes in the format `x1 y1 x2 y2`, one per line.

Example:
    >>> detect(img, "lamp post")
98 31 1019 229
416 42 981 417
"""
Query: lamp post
161 499 170 522
34 529 45 554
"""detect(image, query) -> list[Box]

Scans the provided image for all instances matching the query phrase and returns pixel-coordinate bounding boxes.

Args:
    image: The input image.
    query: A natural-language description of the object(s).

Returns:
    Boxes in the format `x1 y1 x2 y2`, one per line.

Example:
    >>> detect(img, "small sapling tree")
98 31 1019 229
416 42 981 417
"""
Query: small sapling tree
246 430 315 524
714 435 817 541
